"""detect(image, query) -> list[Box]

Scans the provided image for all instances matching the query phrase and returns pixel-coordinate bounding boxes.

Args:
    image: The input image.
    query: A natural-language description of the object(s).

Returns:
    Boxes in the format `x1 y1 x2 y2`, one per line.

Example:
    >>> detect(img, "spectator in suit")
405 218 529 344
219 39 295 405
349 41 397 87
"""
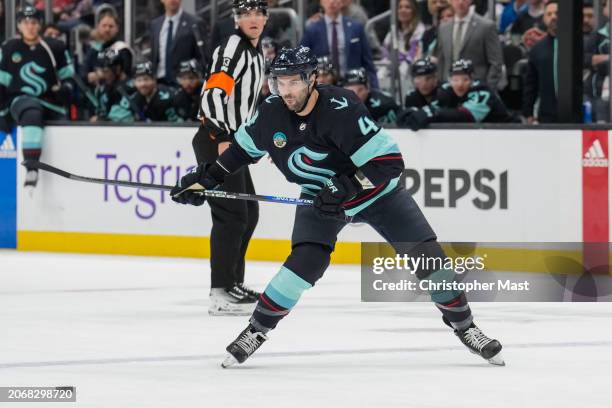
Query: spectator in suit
301 0 379 88
522 0 558 124
436 0 503 90
150 0 207 85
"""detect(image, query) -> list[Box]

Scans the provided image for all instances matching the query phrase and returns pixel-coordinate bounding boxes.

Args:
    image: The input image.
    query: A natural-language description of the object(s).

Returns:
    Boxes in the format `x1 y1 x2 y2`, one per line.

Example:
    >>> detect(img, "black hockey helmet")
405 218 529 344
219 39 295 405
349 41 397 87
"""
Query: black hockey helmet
342 68 368 87
177 59 202 77
316 56 334 74
97 48 123 69
134 61 154 78
411 58 437 77
16 5 42 23
269 46 318 79
450 59 474 76
232 0 268 16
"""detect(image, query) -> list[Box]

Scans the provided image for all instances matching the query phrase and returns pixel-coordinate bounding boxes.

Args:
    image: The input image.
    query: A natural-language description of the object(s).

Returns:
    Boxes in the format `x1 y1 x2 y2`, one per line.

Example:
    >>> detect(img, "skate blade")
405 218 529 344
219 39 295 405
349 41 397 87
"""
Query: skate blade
487 351 505 366
208 307 254 316
221 354 239 368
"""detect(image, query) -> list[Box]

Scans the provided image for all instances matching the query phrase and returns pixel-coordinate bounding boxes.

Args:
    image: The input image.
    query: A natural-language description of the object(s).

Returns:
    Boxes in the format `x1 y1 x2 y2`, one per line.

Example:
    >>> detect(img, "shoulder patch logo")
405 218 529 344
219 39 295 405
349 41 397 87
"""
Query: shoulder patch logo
12 52 22 63
330 97 348 110
273 131 287 148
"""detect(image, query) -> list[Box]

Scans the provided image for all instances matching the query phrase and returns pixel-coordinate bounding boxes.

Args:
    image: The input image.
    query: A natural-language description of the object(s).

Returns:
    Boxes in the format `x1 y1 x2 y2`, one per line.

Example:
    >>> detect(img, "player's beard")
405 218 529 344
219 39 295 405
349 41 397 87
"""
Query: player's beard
283 84 311 113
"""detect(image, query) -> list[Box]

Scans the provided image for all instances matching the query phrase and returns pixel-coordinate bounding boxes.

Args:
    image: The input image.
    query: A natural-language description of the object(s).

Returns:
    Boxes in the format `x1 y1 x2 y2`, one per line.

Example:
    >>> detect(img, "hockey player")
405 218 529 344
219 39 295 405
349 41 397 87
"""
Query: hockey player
0 5 75 190
316 55 338 86
403 59 515 131
342 67 400 126
90 48 134 122
173 59 203 122
404 58 439 109
192 0 268 315
131 61 181 122
171 46 505 368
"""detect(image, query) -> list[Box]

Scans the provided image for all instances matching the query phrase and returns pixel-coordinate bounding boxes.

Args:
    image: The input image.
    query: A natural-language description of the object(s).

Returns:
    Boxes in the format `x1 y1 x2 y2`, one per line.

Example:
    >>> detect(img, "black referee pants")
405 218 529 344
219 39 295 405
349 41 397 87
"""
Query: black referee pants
193 124 259 289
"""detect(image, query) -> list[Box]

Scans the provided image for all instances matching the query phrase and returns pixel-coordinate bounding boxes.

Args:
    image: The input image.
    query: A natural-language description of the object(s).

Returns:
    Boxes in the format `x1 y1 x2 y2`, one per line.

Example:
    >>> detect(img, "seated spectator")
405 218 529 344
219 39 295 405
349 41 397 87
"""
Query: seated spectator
173 59 203 121
402 59 514 131
83 6 132 88
316 56 339 85
91 48 135 122
342 0 369 26
584 0 609 122
523 0 558 123
420 4 454 59
436 0 503 90
510 0 544 39
499 0 527 34
131 61 181 122
404 58 440 109
381 0 426 95
150 0 208 85
342 68 400 125
301 0 379 88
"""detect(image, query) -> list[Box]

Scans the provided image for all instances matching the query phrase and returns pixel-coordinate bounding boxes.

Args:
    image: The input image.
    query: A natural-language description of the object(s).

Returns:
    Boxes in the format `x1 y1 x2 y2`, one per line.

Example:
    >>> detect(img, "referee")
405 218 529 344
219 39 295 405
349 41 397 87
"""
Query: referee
193 0 267 315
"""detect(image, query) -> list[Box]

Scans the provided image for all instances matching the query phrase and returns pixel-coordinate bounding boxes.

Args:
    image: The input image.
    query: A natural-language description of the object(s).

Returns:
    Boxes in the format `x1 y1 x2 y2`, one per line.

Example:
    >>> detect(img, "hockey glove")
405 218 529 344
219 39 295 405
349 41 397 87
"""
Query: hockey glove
314 174 361 217
405 106 433 131
170 163 223 206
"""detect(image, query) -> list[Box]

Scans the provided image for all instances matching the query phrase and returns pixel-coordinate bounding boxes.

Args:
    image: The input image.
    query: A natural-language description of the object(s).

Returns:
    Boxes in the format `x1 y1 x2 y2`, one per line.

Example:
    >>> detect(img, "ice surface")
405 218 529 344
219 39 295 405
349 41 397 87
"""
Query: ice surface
1 251 611 408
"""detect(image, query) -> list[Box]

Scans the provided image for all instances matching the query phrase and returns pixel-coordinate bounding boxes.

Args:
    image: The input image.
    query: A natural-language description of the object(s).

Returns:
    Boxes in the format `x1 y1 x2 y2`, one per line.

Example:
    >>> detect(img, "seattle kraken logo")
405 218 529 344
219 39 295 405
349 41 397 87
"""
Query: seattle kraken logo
20 62 47 96
287 147 336 194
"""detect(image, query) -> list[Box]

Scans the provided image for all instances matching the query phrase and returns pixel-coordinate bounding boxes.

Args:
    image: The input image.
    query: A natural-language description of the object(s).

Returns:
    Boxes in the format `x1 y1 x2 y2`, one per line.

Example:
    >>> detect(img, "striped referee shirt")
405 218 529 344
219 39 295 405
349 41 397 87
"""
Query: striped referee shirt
200 29 265 140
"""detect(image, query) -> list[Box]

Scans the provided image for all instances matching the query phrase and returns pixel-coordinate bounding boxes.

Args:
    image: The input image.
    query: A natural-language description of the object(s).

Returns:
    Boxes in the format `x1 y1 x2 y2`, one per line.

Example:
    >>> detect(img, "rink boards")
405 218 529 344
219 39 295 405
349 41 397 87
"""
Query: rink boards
0 125 609 266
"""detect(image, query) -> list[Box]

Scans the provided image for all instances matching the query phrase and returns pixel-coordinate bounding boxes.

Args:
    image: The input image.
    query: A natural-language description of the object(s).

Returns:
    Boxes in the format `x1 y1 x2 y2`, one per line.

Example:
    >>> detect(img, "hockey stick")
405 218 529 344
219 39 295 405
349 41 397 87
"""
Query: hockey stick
22 160 314 206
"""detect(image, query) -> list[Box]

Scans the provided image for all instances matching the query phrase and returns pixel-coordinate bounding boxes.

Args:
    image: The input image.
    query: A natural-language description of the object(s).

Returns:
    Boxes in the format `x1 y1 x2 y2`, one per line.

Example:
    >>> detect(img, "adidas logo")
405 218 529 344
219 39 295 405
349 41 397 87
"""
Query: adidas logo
583 139 609 167
0 134 17 158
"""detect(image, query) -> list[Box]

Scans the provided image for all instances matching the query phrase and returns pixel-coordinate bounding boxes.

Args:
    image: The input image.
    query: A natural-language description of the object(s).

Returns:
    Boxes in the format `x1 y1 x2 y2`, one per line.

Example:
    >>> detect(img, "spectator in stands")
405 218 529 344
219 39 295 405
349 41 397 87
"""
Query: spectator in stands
421 3 454 58
401 59 514 131
382 0 426 95
150 0 207 85
342 68 400 125
131 61 181 122
83 6 132 88
43 23 62 40
583 1 595 38
436 0 503 90
90 48 135 122
499 0 527 34
510 0 544 37
522 0 558 124
342 0 369 26
404 58 440 109
584 0 609 122
301 0 379 88
173 59 203 122
261 37 279 63
316 55 339 85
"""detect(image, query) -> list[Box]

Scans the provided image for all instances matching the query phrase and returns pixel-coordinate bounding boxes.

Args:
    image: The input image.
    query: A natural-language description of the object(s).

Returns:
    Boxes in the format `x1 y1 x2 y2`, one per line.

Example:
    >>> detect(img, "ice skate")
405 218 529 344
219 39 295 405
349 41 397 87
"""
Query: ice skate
221 324 268 368
208 286 256 316
444 317 505 366
24 169 38 197
236 282 260 301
